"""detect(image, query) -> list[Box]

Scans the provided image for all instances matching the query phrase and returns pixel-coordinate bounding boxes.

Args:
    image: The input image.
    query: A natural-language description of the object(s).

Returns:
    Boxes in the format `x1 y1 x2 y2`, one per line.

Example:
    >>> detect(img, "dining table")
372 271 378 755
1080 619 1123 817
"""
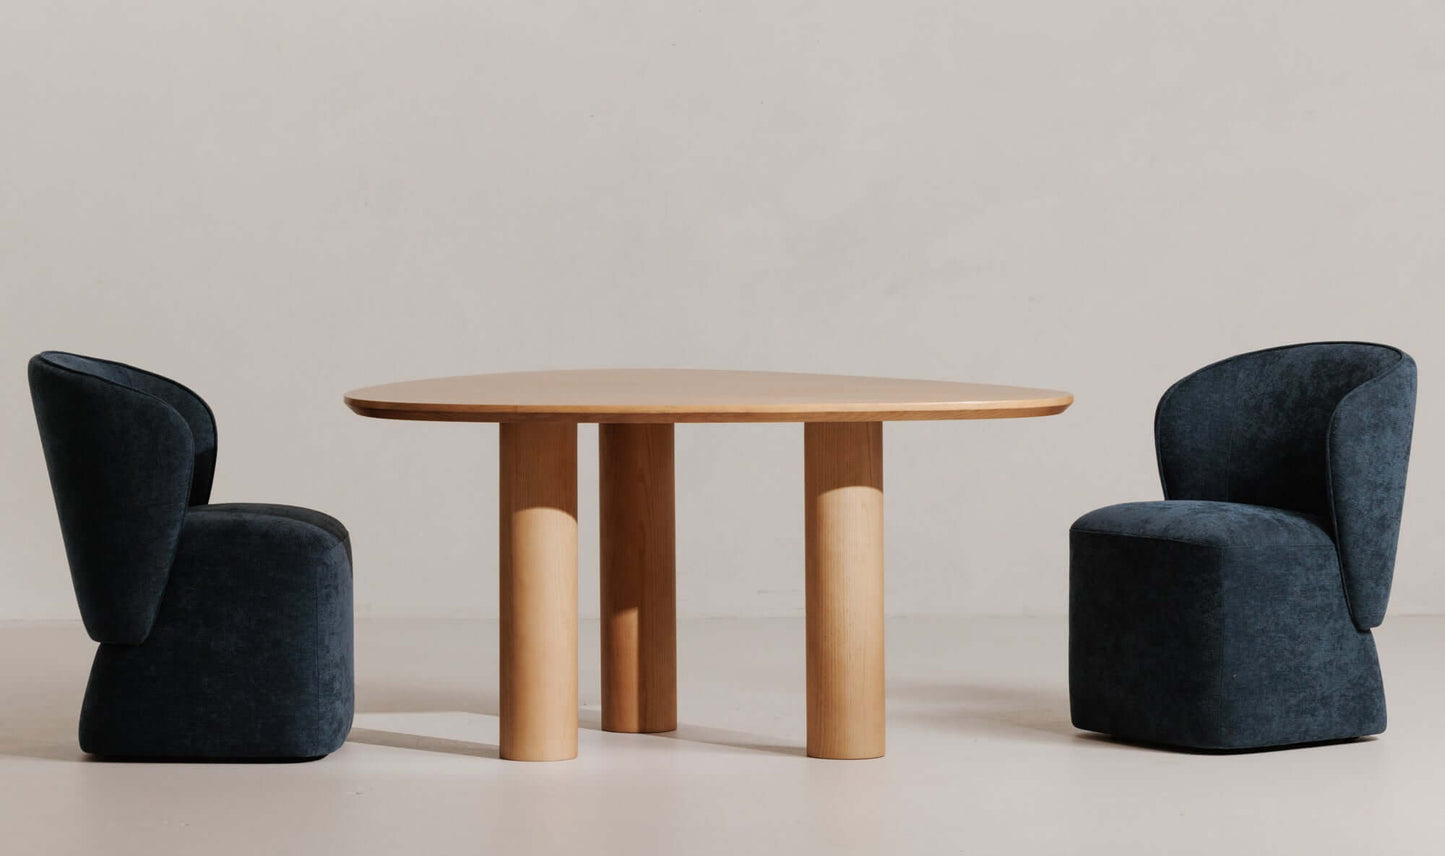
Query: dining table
345 369 1072 761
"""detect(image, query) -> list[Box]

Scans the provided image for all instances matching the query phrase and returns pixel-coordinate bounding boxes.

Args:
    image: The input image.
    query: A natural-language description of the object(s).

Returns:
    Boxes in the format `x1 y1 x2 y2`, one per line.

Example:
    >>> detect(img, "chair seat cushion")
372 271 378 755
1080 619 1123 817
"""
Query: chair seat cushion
1072 500 1334 550
188 502 349 550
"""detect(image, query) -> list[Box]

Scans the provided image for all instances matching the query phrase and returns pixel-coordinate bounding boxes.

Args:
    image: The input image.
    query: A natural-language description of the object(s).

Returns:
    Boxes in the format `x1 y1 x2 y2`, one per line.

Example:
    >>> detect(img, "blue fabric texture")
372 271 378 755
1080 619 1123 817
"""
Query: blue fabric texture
1071 342 1416 750
29 352 353 760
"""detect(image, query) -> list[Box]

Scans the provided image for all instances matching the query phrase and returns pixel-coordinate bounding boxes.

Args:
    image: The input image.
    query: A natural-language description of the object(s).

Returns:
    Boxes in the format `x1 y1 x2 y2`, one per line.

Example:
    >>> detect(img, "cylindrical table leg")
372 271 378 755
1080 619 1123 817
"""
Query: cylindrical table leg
600 423 678 733
499 422 578 761
805 421 885 760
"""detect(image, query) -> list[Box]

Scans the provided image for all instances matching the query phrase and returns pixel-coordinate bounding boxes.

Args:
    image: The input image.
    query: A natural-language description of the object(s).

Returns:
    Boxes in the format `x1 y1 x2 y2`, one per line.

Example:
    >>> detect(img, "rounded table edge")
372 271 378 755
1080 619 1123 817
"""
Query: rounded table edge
343 394 1074 424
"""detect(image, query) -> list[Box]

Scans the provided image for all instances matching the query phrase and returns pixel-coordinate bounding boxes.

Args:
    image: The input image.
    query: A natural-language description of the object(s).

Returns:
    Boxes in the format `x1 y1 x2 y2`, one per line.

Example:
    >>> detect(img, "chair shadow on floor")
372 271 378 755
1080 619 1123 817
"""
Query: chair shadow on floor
1071 731 1377 755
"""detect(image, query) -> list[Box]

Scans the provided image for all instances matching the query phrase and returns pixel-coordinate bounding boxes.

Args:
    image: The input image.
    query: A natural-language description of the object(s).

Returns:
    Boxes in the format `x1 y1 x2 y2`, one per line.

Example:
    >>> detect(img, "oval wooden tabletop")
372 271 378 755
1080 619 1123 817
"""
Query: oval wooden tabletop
344 370 1072 424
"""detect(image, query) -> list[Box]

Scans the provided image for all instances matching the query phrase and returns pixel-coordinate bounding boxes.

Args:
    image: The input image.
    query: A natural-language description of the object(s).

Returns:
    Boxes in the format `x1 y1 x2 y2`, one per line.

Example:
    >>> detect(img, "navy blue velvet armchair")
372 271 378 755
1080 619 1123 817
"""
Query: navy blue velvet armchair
28 352 354 760
1070 342 1416 750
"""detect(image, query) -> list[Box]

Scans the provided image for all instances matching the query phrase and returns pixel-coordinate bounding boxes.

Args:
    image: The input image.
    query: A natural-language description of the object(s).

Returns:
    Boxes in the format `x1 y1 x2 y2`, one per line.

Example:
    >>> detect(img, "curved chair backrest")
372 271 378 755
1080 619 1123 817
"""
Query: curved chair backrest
28 352 218 644
1155 342 1416 629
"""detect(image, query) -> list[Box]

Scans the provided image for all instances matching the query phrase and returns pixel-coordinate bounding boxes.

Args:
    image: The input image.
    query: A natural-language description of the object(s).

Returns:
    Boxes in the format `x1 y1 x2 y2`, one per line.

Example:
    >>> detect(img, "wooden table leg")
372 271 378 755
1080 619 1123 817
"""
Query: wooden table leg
499 422 578 761
599 424 678 733
805 421 885 759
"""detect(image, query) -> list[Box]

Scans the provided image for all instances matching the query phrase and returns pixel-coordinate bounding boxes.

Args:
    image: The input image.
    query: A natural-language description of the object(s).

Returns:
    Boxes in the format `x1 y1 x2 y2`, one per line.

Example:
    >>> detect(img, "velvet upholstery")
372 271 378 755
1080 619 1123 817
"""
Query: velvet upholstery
1071 502 1384 749
29 352 353 760
29 355 204 644
1155 342 1415 628
1071 342 1415 751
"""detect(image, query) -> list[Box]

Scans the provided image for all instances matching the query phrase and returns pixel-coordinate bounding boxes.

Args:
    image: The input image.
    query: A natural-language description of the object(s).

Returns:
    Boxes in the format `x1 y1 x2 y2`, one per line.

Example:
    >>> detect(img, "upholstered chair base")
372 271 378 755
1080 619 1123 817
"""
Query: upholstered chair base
1069 501 1386 751
77 504 354 760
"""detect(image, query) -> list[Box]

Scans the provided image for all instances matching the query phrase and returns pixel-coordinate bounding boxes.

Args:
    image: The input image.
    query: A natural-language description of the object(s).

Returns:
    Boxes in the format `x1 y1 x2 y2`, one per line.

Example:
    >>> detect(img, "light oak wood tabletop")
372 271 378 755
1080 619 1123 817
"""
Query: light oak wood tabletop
344 368 1073 423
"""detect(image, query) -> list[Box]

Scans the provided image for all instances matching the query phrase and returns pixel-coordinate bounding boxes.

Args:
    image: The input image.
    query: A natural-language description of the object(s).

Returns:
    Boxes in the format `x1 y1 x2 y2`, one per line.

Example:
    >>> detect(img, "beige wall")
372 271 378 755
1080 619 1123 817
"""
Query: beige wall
3 1 1442 619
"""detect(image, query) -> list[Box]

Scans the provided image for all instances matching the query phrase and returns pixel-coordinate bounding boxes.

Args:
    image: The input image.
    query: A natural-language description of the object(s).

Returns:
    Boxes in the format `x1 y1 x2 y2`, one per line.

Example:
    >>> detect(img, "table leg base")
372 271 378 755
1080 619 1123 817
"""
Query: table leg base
499 422 579 761
805 421 886 760
600 424 678 734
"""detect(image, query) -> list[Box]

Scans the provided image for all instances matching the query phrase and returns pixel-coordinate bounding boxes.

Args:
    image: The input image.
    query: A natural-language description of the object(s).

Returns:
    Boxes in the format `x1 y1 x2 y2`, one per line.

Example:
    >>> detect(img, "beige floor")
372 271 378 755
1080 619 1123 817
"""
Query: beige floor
1 616 1442 855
